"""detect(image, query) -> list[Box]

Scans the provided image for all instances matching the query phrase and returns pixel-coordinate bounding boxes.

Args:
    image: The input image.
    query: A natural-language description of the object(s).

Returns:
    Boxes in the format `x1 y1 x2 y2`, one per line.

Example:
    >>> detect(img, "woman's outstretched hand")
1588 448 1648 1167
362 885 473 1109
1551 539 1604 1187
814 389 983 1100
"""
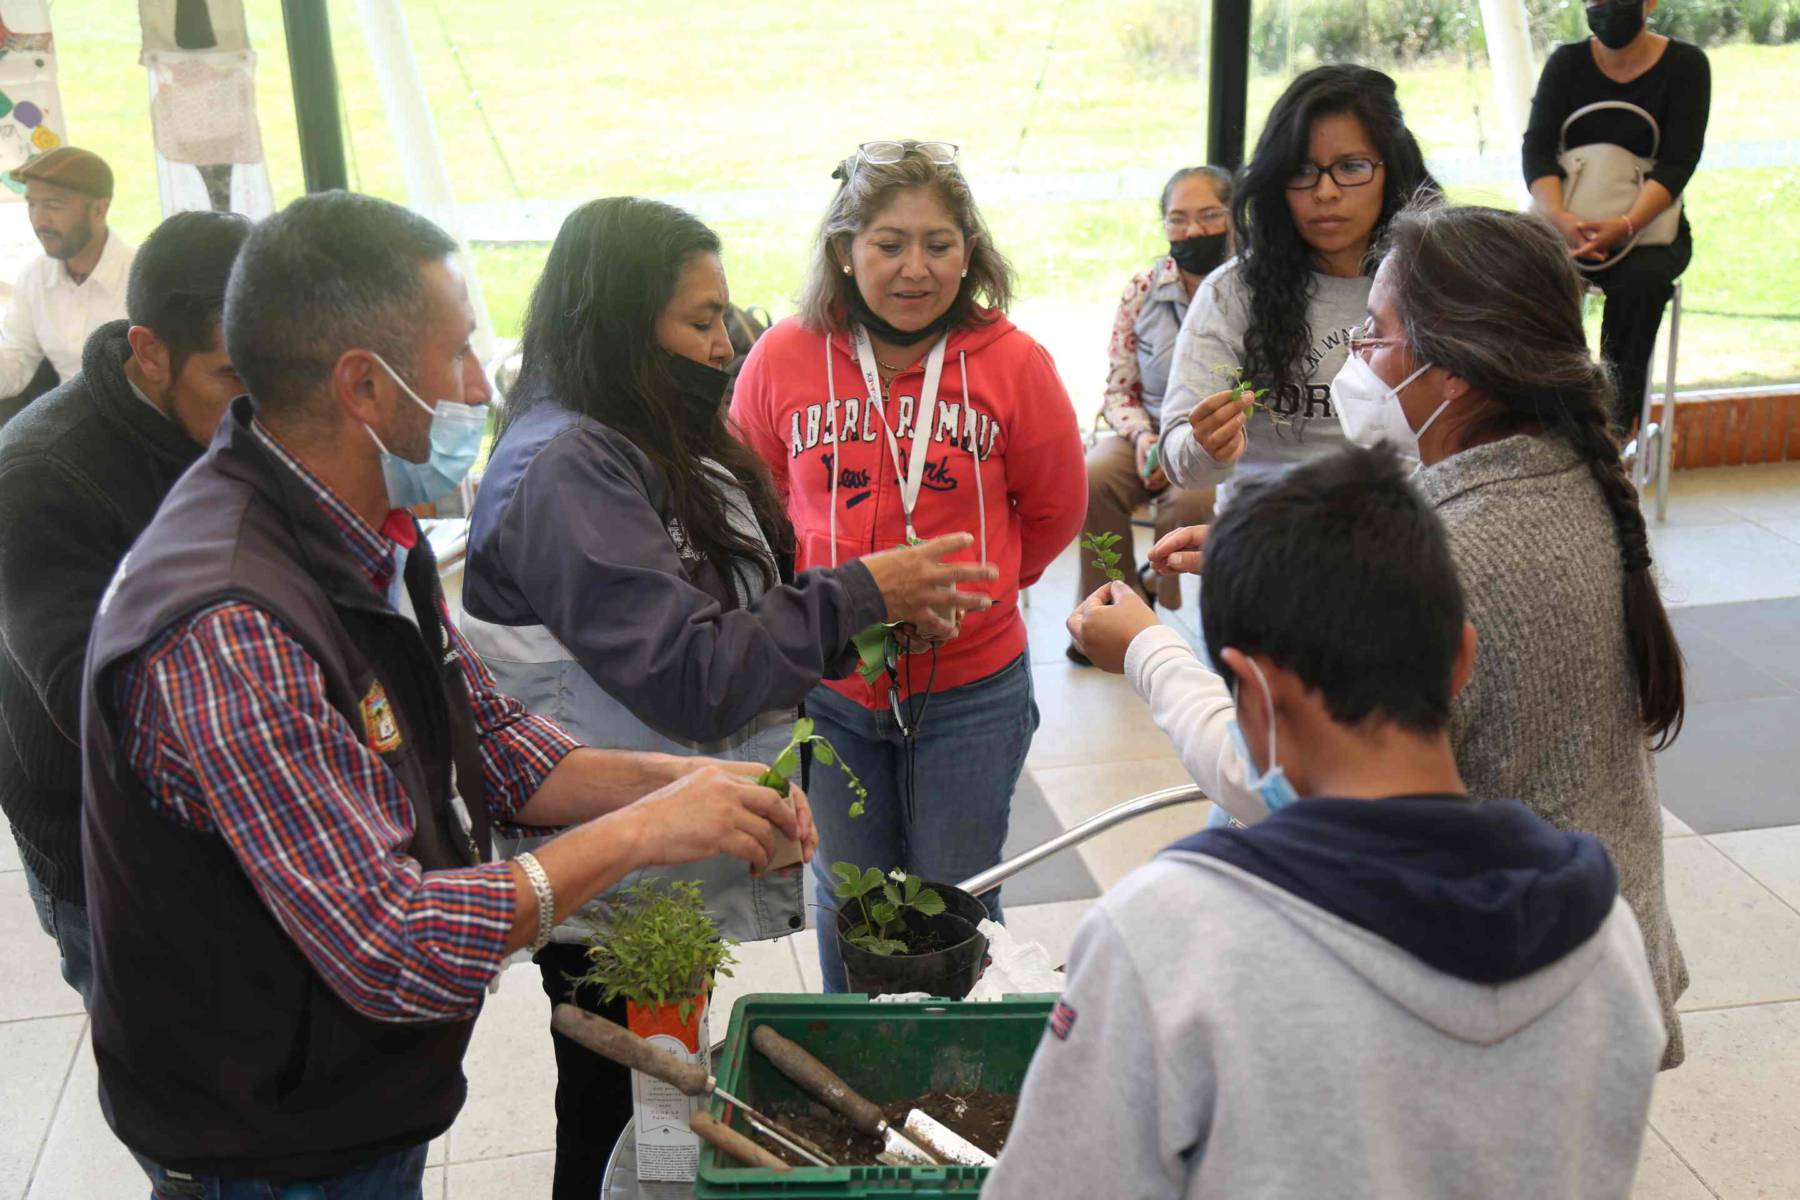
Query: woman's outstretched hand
861 533 998 641
1148 524 1209 577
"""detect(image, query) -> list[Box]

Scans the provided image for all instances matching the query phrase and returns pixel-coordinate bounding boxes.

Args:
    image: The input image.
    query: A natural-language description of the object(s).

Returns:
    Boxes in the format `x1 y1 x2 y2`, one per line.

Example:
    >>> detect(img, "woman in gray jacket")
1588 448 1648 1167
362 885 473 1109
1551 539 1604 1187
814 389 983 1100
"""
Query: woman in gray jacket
1328 201 1689 1066
461 197 994 1197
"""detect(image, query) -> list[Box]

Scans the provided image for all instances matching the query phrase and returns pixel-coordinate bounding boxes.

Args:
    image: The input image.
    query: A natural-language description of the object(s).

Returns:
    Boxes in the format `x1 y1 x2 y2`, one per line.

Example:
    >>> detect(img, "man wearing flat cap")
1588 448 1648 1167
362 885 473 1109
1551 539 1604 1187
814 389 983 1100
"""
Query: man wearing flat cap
0 147 135 416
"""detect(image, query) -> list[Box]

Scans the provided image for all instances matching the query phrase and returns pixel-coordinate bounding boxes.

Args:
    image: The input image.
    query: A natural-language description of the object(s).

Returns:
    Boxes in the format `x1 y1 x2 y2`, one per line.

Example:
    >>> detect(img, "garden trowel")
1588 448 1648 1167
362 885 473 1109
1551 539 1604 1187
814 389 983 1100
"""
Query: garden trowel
749 1025 996 1167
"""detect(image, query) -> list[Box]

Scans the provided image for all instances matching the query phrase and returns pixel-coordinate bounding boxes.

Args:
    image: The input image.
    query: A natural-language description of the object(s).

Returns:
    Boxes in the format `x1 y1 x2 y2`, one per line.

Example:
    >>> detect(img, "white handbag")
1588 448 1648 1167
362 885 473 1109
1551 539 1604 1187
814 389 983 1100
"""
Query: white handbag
1557 100 1683 271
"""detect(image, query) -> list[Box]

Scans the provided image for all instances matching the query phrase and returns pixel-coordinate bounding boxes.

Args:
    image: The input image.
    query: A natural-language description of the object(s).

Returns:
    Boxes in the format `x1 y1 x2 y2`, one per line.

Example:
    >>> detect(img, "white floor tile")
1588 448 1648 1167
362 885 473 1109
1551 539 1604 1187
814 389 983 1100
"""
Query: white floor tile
1705 461 1800 524
0 1015 83 1200
1650 1000 1800 1199
710 934 805 1034
0 872 84 1023
445 1150 555 1196
1631 1125 1712 1199
0 836 20 874
999 899 1096 971
1660 807 1695 838
427 1135 445 1168
446 961 556 1164
1763 518 1800 547
1649 520 1800 608
1027 659 1184 770
1030 757 1211 892
1662 837 1800 1011
421 1164 445 1199
25 1028 147 1200
1708 824 1800 912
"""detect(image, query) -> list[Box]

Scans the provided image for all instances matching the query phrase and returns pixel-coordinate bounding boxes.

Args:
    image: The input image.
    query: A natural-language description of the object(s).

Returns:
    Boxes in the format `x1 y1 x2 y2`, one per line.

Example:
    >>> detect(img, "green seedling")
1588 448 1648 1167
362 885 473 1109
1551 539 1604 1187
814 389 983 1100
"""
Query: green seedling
852 621 899 685
757 716 870 818
1214 363 1286 426
830 862 946 956
574 879 736 1024
1081 531 1126 582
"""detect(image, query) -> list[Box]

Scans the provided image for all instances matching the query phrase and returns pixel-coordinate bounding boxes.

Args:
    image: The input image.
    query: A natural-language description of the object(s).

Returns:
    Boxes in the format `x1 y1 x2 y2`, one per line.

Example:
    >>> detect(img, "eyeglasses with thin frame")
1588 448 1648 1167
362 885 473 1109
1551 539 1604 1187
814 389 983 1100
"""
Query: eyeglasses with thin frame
860 140 959 167
1164 207 1231 236
1286 157 1383 191
1347 315 1404 358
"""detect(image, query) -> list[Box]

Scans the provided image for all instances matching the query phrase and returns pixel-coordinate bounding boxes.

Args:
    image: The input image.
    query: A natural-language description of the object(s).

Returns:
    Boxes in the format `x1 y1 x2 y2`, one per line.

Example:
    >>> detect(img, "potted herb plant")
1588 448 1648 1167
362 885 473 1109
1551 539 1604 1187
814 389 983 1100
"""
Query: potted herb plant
829 863 990 999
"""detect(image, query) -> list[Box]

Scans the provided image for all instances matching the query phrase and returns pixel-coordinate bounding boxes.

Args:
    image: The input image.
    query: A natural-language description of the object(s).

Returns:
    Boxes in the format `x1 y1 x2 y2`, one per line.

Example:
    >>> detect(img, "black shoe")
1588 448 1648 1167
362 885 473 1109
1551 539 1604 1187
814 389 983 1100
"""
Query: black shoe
1065 644 1092 667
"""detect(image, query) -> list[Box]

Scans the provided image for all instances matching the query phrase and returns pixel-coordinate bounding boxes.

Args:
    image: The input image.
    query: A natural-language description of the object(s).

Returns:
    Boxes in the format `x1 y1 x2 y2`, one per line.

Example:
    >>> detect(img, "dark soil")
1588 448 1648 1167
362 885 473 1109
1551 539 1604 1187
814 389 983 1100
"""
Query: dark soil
742 1089 1018 1168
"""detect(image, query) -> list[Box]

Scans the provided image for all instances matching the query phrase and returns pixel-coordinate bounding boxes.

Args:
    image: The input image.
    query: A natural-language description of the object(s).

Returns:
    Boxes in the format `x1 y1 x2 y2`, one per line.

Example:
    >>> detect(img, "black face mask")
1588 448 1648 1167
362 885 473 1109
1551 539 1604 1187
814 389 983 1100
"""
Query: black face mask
1169 232 1229 278
845 280 959 346
1586 1 1645 49
666 353 729 426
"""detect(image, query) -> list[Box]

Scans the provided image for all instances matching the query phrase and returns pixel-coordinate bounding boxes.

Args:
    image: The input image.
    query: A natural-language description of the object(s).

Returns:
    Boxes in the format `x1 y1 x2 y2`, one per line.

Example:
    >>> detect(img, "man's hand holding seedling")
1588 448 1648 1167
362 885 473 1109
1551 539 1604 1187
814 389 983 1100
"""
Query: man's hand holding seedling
1066 580 1160 674
860 531 998 642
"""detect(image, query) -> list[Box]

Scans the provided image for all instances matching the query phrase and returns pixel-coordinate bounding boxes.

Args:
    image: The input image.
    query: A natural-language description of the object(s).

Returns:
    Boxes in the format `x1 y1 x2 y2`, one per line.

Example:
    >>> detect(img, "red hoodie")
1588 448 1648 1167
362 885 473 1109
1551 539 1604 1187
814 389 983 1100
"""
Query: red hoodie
730 312 1085 709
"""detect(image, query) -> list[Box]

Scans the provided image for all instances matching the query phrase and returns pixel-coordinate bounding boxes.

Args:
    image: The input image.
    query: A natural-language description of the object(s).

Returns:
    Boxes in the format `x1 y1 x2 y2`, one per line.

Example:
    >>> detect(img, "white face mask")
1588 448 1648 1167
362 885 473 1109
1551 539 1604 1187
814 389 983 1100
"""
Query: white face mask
1330 353 1449 460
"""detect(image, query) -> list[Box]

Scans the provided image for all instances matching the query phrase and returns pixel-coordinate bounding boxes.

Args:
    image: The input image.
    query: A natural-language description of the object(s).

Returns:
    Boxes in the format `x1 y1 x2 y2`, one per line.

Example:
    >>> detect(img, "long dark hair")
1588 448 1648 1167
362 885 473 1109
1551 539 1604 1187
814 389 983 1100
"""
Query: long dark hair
1235 65 1437 409
1381 203 1685 747
504 197 792 595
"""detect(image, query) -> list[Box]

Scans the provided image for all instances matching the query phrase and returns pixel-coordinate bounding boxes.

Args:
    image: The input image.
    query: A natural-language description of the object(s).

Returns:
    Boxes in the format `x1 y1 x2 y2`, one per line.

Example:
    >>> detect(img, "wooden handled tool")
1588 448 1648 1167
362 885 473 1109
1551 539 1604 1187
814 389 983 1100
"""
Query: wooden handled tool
691 1112 790 1171
551 1005 835 1169
750 1025 939 1166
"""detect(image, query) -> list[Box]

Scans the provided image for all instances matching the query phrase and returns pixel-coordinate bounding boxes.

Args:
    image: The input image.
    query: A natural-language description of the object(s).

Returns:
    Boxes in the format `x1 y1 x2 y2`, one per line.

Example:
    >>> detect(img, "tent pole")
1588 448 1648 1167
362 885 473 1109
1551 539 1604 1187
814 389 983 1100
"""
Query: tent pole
280 0 348 193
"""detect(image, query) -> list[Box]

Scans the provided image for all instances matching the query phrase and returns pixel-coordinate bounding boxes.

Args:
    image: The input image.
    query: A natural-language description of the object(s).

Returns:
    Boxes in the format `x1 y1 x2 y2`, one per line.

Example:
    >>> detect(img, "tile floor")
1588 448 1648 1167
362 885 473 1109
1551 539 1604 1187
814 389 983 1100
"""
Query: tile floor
5 461 1799 1198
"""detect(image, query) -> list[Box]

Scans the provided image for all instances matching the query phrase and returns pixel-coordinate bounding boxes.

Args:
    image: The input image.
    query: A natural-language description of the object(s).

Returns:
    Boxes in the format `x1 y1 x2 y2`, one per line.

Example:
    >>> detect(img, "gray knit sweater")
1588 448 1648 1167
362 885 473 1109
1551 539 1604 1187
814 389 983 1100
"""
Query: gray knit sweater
1416 434 1689 1068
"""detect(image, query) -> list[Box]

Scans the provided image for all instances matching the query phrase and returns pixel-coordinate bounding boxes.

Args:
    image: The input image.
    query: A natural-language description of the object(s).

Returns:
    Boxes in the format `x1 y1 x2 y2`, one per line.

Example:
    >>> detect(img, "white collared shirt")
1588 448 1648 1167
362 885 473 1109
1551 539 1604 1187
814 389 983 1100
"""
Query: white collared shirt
0 229 135 396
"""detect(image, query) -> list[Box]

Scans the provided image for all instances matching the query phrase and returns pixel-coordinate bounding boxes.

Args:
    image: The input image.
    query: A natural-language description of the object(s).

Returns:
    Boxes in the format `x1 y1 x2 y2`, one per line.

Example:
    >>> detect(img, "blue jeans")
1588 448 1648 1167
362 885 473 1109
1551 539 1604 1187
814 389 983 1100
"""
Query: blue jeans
807 654 1039 993
23 862 93 1007
147 1144 428 1199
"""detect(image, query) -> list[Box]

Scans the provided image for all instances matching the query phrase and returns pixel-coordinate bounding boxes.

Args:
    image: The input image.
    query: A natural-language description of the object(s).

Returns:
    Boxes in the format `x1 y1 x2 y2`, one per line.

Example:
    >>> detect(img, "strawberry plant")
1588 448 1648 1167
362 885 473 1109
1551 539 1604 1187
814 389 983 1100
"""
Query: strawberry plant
1080 531 1126 582
575 879 736 1024
757 716 870 818
831 863 946 956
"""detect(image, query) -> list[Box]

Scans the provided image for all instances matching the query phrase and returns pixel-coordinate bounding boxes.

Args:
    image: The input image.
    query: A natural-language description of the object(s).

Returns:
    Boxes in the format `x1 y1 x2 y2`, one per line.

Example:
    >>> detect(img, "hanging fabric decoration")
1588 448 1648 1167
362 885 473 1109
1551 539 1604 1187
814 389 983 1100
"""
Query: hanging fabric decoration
138 0 274 218
0 2 70 203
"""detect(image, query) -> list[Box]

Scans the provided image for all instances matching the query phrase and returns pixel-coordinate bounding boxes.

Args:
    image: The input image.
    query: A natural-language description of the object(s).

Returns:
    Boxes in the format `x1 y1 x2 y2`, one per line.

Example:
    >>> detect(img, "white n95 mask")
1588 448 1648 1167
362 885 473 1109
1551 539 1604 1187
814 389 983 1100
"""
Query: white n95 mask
1330 353 1447 459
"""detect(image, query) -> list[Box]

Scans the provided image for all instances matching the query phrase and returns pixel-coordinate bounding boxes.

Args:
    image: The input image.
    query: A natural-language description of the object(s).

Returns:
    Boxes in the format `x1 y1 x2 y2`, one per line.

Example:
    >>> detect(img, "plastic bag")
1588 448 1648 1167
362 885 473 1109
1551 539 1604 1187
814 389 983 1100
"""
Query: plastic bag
966 919 1064 1000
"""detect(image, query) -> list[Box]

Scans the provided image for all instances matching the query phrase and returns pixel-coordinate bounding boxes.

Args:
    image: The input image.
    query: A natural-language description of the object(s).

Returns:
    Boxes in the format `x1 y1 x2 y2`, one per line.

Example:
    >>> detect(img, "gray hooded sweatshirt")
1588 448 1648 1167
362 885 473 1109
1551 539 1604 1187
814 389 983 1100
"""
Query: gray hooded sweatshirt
983 797 1665 1200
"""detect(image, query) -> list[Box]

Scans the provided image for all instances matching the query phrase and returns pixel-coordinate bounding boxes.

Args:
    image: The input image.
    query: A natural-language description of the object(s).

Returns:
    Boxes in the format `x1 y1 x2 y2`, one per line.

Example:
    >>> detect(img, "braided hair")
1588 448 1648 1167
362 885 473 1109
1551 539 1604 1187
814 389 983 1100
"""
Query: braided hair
1380 202 1684 748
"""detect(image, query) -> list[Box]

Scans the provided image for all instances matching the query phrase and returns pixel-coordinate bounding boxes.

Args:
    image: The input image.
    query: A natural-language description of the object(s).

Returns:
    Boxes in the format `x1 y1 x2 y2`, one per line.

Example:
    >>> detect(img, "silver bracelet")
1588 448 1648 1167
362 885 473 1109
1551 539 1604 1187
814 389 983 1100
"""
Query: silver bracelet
515 852 555 953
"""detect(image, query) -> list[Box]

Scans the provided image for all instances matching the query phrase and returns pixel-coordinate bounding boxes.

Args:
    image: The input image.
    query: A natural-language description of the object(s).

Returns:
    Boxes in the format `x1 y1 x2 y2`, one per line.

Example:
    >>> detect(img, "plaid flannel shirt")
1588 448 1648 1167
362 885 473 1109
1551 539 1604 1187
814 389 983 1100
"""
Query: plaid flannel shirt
113 421 578 1022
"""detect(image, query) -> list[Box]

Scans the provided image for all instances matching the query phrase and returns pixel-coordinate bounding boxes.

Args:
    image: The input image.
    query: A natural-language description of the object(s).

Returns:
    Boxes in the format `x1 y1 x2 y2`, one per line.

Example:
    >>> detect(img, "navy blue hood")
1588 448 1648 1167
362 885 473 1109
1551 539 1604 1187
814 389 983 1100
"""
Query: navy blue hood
1167 797 1618 983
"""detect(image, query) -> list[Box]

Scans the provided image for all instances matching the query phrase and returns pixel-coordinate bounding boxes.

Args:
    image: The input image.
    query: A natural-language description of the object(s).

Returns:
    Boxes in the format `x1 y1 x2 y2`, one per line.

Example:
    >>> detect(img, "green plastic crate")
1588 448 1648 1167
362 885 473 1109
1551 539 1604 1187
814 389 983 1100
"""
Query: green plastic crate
693 993 1055 1198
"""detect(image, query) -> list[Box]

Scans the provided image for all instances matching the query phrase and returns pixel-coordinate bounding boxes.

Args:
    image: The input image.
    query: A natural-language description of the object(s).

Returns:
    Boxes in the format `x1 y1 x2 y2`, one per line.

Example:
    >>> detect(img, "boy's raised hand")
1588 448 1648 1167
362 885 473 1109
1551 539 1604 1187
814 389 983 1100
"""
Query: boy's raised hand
1148 524 1209 576
1066 581 1161 674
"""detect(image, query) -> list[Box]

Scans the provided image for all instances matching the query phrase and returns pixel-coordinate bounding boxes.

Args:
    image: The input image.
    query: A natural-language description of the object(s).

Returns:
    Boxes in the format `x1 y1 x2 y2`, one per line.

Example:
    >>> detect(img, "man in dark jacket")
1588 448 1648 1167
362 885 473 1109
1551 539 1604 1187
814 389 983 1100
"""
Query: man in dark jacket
80 191 806 1195
0 210 251 1003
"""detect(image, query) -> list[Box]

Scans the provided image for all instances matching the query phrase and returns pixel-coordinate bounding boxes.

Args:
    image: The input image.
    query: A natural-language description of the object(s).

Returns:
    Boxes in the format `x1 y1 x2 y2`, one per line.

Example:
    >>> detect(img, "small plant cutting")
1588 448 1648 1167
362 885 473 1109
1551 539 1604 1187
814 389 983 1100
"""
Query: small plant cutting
1214 363 1285 427
831 863 946 955
575 879 735 1025
1080 531 1126 582
757 716 869 818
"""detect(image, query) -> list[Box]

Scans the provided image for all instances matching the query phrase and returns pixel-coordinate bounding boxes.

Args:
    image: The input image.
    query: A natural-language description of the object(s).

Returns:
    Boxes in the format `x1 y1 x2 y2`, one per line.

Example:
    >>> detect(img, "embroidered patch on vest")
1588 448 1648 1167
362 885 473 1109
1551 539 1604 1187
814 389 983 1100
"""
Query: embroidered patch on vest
360 683 403 752
1049 1000 1078 1041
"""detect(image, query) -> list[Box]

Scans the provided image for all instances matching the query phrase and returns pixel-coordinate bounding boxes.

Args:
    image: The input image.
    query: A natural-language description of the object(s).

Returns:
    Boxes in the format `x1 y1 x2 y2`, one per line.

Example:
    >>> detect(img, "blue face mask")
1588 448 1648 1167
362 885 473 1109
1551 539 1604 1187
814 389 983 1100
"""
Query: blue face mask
1226 657 1301 813
365 353 489 508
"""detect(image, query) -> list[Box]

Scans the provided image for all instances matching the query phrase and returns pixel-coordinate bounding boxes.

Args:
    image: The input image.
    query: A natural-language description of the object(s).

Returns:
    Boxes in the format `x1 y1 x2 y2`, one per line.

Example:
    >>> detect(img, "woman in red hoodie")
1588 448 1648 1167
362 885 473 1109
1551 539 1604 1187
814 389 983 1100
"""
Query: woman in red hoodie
731 141 1085 990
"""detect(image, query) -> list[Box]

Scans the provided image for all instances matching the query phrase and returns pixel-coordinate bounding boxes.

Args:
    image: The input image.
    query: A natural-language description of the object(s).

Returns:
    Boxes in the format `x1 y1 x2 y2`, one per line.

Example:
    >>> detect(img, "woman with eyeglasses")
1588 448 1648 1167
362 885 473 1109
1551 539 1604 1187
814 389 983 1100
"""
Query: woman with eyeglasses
731 140 1086 992
1154 65 1437 509
1069 203 1690 1068
460 197 997 1194
1068 166 1233 665
1522 0 1710 435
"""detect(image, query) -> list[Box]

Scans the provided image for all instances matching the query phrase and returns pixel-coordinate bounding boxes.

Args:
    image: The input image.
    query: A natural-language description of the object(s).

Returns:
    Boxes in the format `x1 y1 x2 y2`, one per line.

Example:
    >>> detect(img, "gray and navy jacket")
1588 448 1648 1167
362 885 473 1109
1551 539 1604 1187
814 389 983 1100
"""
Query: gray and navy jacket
460 396 886 941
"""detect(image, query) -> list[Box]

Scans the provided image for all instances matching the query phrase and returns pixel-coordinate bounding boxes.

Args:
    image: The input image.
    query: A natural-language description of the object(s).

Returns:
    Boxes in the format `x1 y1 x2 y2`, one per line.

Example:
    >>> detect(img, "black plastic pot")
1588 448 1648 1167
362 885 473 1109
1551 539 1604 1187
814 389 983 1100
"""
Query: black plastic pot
837 882 991 999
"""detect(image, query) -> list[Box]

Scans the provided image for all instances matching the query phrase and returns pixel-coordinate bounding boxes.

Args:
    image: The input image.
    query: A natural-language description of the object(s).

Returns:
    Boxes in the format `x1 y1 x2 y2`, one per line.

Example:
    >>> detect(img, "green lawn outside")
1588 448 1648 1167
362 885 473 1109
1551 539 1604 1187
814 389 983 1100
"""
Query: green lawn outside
35 2 1800 394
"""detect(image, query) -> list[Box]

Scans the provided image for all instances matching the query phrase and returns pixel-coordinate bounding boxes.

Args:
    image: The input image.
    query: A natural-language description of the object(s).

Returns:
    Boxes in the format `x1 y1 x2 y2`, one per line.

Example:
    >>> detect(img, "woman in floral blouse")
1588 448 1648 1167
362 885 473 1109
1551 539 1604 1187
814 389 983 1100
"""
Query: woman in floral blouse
1070 166 1233 663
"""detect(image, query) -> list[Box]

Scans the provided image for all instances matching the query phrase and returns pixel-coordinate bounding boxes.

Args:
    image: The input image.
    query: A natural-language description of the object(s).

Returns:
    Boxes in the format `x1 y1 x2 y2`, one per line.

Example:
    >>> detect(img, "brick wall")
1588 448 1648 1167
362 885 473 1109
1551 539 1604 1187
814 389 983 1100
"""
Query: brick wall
1650 389 1800 470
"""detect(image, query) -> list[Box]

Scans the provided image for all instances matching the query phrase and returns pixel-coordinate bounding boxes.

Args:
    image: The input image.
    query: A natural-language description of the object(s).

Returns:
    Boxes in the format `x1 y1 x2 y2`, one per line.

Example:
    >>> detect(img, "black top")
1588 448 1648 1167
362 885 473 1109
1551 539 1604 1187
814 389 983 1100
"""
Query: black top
82 396 488 1178
1522 37 1711 198
0 321 203 904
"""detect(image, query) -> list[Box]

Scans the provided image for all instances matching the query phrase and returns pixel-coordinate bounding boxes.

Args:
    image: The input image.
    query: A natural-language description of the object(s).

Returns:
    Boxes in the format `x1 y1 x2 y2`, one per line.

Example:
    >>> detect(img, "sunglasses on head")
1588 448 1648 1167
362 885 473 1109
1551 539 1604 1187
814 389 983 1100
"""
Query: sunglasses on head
832 140 961 181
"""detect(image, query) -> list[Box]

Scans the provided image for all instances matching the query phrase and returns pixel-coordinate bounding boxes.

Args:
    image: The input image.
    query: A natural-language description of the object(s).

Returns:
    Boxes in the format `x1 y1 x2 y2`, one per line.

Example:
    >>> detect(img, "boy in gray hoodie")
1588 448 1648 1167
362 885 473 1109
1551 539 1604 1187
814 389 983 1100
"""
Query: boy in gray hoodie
987 444 1665 1200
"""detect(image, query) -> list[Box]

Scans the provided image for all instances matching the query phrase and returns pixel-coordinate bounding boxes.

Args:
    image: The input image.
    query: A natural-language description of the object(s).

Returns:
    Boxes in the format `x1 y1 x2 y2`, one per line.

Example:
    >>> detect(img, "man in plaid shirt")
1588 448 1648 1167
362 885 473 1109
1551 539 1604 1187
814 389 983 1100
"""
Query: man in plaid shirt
79 193 811 1199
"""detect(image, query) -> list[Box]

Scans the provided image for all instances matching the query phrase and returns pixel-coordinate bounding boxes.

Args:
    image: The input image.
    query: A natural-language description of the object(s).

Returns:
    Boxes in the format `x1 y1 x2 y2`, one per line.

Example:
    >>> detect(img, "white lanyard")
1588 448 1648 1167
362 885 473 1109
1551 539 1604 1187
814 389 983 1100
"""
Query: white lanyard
852 324 947 543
